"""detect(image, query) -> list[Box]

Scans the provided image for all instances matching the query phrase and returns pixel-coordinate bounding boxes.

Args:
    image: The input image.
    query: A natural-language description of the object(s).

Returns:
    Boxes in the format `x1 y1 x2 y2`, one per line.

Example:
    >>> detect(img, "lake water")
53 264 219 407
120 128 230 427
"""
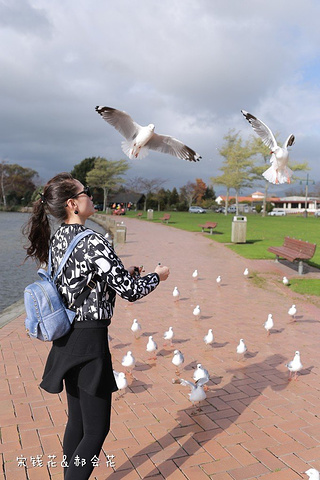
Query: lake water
0 212 105 313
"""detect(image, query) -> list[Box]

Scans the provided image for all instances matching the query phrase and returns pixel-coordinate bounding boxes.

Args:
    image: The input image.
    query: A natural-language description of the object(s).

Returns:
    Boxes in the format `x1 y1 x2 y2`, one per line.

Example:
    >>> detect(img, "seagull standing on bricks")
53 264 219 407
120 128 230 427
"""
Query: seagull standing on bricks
121 351 136 377
236 339 247 360
288 304 297 321
146 336 158 360
286 351 303 381
172 286 180 302
203 328 214 347
163 326 174 347
172 350 184 375
192 269 199 281
131 318 142 338
264 314 274 336
305 468 320 480
193 305 201 320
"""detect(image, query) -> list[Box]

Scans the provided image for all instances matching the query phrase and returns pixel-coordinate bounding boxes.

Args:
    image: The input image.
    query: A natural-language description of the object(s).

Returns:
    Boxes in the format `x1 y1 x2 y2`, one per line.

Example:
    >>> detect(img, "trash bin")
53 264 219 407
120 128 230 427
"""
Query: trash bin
115 223 127 244
231 216 247 243
147 209 154 220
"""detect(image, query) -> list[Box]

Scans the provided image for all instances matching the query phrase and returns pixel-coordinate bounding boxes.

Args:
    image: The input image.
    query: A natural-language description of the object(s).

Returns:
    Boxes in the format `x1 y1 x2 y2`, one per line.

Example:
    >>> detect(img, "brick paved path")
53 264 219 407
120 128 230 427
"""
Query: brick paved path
1 217 320 480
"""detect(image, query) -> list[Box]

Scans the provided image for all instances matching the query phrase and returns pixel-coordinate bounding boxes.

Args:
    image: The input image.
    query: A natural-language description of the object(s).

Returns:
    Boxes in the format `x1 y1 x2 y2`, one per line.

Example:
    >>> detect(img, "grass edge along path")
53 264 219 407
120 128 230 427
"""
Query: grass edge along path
118 210 320 297
124 210 320 264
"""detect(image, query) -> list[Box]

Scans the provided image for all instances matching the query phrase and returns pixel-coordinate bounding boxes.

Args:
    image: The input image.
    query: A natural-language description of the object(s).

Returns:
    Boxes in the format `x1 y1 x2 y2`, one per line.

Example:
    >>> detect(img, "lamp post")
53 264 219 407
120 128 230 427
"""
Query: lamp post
300 174 314 218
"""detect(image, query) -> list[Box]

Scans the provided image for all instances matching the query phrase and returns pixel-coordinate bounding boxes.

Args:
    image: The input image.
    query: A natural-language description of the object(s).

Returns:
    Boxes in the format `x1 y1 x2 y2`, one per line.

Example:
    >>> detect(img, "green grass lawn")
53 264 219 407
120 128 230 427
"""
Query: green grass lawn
125 210 320 269
289 278 320 296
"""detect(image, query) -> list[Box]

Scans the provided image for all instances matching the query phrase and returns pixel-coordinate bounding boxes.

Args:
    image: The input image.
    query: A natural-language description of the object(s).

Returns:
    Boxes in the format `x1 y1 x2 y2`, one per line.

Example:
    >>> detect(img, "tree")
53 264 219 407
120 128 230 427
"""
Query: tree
169 187 179 208
71 157 96 185
194 178 207 204
211 130 255 215
86 157 130 210
156 188 171 211
0 161 38 208
125 177 166 211
179 181 197 208
203 185 216 201
210 171 234 214
250 135 309 216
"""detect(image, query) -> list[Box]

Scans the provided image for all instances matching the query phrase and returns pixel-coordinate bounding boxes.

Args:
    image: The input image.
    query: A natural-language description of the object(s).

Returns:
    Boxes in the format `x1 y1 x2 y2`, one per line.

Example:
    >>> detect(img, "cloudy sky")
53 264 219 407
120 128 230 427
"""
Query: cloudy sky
1 0 320 194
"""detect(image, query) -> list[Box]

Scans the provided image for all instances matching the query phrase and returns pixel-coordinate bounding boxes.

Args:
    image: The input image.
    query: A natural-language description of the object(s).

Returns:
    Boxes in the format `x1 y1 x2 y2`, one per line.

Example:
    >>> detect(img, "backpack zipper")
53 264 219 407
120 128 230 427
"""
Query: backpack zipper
35 282 55 313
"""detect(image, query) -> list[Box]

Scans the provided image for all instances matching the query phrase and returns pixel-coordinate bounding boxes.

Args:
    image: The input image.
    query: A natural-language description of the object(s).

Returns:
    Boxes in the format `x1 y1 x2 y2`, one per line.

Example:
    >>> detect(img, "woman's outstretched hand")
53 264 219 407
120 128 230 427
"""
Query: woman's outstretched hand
154 264 170 281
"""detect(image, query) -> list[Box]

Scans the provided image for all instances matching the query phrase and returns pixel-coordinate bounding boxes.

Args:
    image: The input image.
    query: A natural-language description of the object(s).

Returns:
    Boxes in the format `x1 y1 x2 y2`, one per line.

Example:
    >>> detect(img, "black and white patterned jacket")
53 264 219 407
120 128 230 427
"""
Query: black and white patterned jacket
51 224 159 323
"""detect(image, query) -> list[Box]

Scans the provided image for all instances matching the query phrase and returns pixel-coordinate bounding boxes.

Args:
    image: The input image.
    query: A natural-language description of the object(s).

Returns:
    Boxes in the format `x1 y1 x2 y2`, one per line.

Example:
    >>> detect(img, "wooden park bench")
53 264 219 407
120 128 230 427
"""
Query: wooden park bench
199 221 217 235
268 236 316 275
160 213 171 224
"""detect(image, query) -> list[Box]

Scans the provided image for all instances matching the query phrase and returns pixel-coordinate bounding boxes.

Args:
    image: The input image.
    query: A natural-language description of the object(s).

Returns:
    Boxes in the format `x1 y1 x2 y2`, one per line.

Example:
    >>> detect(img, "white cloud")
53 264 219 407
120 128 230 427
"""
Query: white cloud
0 0 320 190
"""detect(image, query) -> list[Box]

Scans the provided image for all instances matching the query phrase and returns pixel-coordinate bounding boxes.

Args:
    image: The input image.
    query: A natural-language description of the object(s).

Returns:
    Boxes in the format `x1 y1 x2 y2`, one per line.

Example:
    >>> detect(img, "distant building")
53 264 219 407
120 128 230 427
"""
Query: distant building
108 192 145 210
216 192 320 214
272 196 319 213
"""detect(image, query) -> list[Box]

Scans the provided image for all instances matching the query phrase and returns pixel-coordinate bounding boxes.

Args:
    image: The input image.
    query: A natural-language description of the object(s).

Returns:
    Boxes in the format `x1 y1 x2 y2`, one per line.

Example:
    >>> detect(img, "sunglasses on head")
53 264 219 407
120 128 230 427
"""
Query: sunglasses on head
70 186 92 199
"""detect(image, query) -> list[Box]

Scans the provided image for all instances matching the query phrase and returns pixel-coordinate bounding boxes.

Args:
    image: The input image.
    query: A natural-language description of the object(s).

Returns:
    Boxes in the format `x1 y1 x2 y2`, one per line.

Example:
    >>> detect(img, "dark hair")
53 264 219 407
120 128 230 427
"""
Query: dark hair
23 172 79 265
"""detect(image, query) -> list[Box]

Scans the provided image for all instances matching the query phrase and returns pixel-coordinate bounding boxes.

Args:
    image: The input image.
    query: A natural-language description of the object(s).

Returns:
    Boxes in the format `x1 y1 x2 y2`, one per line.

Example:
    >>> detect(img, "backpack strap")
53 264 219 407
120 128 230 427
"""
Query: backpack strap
48 229 98 310
48 229 94 280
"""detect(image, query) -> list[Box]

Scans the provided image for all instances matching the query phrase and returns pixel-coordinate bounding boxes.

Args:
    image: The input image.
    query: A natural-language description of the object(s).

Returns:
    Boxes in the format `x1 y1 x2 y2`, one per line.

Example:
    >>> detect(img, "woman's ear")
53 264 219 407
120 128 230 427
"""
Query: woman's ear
65 198 76 209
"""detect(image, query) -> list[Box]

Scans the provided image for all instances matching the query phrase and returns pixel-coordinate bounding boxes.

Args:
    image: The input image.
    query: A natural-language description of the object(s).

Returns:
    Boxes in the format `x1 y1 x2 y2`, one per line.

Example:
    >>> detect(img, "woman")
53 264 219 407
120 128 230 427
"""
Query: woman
24 172 169 479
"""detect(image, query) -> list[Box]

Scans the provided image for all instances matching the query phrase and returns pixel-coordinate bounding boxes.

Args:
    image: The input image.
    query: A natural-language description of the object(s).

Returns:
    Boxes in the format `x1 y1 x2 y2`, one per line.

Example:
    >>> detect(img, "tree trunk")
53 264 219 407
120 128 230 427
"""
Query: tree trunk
103 187 108 212
262 181 268 217
235 189 239 215
224 187 229 215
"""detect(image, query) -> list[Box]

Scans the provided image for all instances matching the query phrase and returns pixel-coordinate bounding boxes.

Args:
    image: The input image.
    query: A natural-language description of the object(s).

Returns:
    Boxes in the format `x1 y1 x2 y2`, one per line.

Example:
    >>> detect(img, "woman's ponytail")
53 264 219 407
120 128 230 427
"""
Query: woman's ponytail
23 172 79 265
23 196 51 265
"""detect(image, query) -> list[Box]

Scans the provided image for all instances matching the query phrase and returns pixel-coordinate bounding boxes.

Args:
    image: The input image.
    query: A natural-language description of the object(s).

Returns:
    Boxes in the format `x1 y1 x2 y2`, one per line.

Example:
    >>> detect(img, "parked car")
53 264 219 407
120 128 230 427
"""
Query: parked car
216 207 226 213
189 206 206 213
268 208 286 216
227 205 237 213
94 204 103 211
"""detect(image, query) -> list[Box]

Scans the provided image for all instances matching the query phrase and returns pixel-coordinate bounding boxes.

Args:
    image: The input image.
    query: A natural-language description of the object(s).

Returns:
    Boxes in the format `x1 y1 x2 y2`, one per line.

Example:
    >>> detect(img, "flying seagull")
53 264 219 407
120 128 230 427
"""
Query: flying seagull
95 106 201 162
241 110 295 184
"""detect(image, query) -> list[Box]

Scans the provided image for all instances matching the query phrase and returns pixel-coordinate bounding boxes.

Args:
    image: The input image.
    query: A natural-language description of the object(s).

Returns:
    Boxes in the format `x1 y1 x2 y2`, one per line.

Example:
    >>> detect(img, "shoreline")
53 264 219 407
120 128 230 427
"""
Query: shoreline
0 298 25 328
0 214 108 326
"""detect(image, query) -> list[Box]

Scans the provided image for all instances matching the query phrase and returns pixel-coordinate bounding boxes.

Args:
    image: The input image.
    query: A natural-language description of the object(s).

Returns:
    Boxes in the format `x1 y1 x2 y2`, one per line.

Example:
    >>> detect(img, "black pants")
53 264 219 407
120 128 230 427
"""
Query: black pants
63 380 112 480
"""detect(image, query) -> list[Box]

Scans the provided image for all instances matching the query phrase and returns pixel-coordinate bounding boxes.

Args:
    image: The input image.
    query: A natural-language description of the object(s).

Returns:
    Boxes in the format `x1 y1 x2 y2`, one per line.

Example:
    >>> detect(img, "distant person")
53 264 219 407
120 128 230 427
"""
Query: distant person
23 172 170 480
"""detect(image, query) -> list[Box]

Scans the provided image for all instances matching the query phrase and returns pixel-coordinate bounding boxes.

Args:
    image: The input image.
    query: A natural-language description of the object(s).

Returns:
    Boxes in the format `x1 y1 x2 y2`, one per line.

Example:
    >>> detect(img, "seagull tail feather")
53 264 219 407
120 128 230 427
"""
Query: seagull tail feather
121 140 149 160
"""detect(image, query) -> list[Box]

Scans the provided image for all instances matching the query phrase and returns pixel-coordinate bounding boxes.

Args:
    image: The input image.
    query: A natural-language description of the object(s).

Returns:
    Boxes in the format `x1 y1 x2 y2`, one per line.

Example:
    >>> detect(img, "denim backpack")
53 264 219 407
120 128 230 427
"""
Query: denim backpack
24 229 94 341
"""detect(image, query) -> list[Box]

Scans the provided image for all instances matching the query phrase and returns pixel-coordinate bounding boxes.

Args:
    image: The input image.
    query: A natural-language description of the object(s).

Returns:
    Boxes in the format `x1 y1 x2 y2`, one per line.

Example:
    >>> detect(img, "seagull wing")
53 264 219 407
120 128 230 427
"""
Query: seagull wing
196 376 209 387
241 110 278 150
284 134 295 148
179 379 195 390
147 133 201 162
95 106 141 140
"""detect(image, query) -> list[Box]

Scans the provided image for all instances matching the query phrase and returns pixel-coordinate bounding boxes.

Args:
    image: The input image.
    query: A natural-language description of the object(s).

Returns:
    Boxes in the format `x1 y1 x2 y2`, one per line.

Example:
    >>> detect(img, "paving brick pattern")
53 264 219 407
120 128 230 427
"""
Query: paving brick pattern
1 217 320 479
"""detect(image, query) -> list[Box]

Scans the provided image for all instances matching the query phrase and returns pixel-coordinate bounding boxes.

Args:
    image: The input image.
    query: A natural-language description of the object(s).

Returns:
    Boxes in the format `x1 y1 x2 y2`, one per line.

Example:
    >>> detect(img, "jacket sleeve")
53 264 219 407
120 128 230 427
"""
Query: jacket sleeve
87 235 160 302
